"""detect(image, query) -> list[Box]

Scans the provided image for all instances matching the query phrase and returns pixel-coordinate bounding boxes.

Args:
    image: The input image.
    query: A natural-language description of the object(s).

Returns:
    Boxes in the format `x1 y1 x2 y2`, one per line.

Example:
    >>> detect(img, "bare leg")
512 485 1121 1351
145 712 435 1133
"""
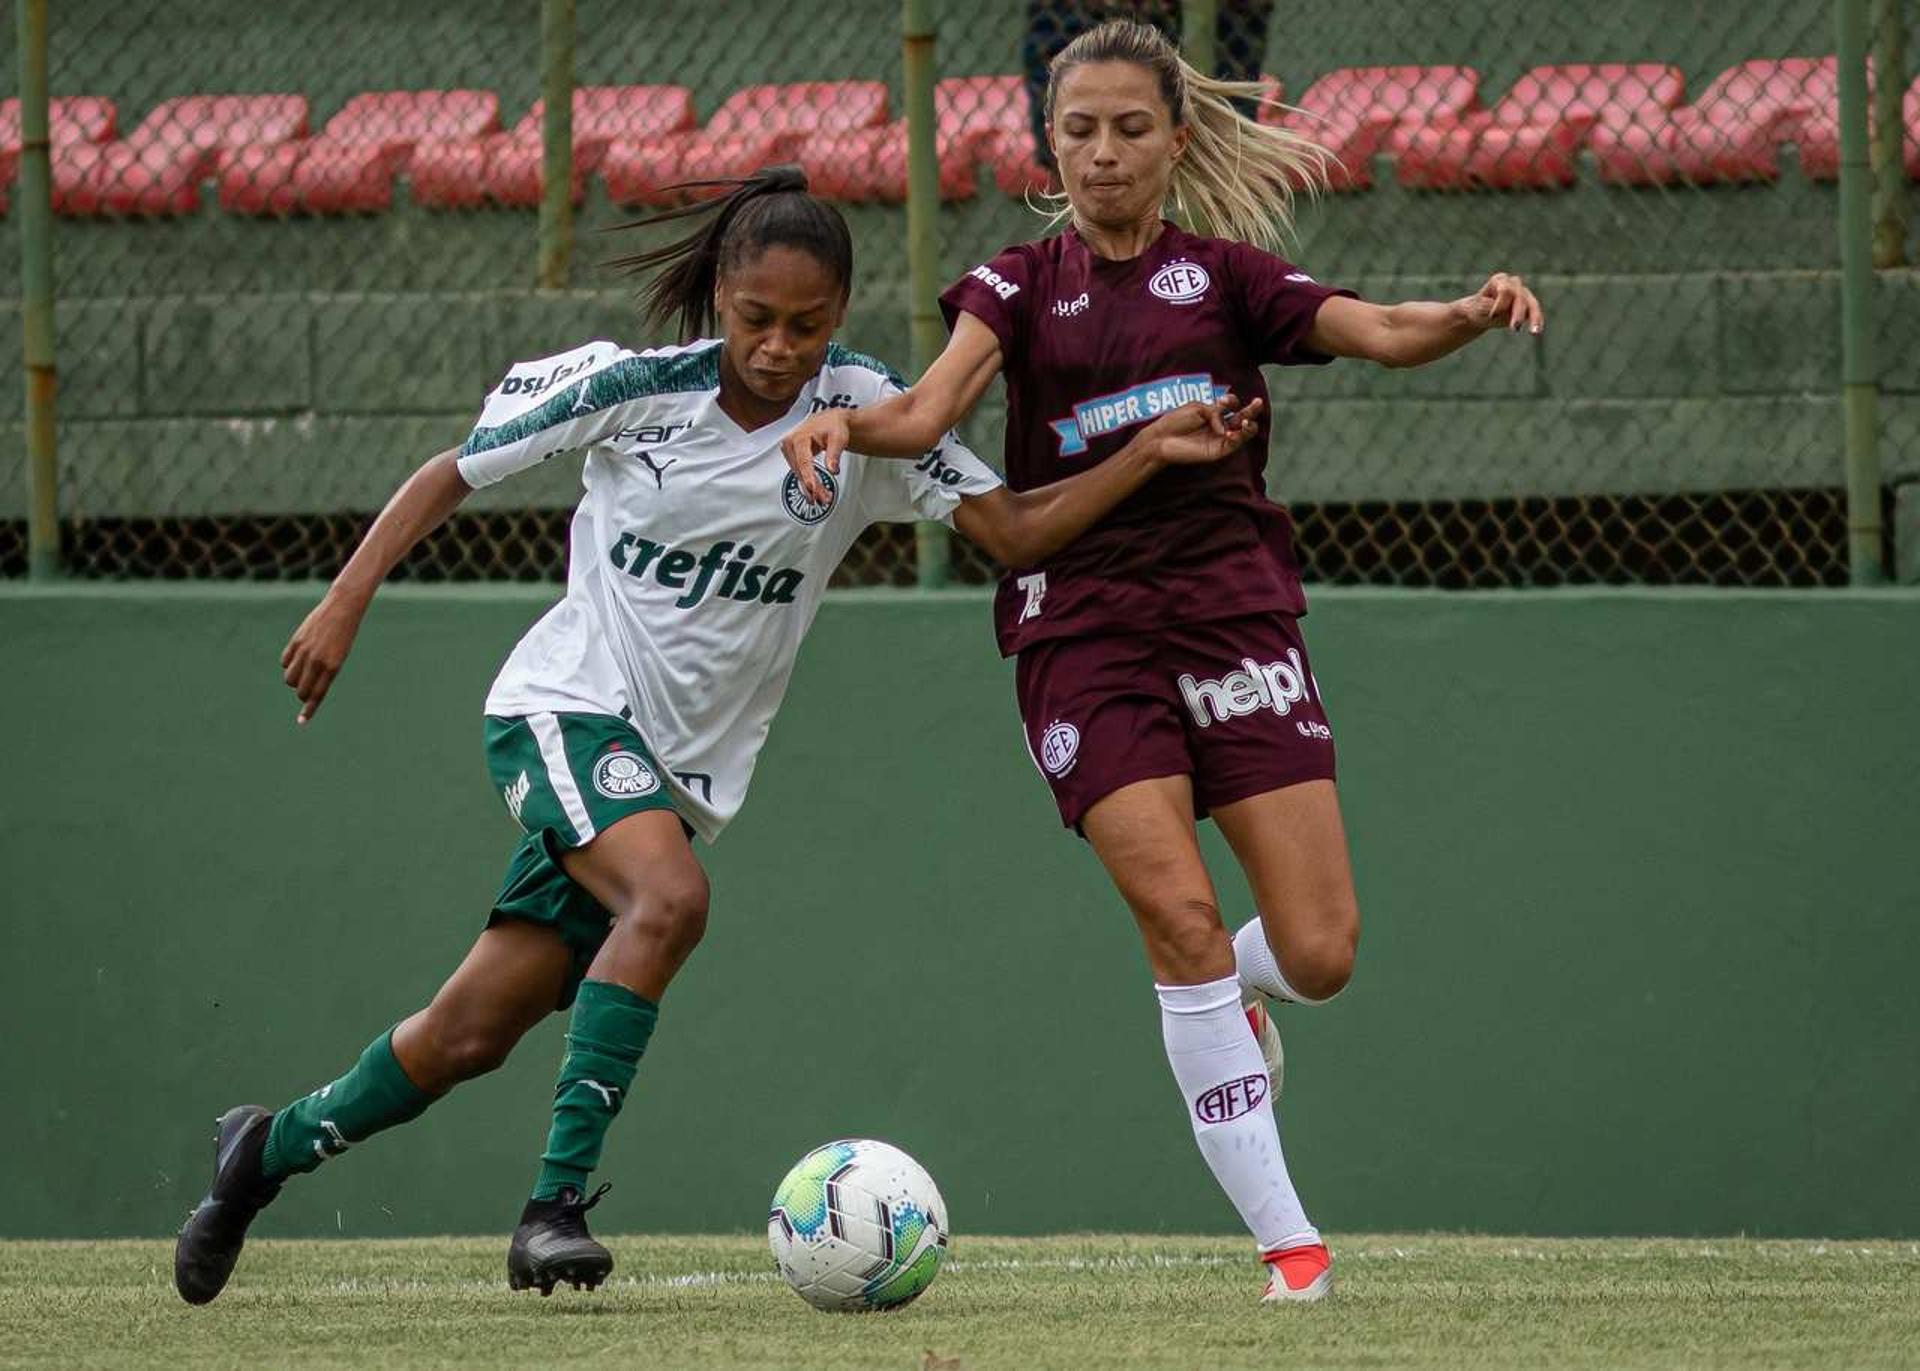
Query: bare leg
1212 780 1359 1002
557 810 710 1001
1079 773 1318 1255
1080 774 1231 983
390 920 574 1093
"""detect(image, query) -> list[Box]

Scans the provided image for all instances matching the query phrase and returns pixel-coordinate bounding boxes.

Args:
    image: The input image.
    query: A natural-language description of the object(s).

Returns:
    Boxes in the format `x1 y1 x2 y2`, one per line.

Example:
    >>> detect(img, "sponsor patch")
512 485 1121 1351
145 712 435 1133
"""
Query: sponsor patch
1148 260 1211 304
1195 1073 1268 1124
1049 373 1220 456
1178 651 1313 729
782 464 840 525
593 747 660 800
968 262 1021 300
1040 720 1080 777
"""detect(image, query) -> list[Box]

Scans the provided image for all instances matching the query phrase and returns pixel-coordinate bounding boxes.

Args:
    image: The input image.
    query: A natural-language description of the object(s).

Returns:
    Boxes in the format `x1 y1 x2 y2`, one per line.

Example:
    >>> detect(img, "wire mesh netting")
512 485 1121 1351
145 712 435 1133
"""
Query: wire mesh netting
2 0 1913 585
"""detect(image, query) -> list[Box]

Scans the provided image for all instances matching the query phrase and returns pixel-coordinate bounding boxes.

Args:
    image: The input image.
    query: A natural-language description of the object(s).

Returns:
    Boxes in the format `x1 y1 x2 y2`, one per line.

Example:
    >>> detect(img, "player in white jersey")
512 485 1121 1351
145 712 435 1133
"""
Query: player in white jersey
173 165 1267 1304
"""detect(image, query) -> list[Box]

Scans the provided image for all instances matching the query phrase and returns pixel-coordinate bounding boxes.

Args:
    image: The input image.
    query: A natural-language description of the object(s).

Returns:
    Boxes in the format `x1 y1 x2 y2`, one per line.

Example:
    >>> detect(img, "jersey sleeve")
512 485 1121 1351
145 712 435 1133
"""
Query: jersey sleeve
1224 242 1358 368
938 244 1032 366
856 377 1003 525
455 340 639 488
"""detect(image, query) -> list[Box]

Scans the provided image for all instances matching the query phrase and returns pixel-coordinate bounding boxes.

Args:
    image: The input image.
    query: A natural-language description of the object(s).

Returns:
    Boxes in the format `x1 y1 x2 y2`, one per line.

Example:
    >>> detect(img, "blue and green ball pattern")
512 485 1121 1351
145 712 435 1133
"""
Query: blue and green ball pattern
769 1139 947 1311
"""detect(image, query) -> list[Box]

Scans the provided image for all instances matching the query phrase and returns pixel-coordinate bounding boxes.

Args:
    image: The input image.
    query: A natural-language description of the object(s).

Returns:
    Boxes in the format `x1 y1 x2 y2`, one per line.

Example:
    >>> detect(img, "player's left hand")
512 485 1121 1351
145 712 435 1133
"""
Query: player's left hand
1467 272 1544 335
780 410 849 506
1142 396 1265 466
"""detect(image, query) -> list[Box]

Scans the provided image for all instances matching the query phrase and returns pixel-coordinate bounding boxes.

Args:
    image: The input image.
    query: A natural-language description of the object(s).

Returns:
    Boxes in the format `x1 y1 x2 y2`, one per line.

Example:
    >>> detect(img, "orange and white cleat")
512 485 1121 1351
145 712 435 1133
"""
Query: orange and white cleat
1242 993 1284 1097
1261 1241 1332 1303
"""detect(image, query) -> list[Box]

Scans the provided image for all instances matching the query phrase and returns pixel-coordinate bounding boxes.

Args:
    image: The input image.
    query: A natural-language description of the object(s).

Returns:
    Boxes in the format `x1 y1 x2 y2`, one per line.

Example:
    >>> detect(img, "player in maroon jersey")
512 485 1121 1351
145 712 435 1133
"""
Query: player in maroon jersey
782 21 1542 1302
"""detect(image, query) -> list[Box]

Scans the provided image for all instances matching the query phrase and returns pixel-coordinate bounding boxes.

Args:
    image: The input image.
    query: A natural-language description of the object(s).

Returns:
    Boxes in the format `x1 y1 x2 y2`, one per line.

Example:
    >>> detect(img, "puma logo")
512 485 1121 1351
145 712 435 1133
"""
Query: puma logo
637 452 677 488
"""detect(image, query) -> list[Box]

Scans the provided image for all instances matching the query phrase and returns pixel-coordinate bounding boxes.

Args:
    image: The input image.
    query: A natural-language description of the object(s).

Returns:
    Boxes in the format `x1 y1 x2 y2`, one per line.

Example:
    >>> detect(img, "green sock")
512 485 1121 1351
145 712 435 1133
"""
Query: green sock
260 1029 437 1181
531 979 658 1201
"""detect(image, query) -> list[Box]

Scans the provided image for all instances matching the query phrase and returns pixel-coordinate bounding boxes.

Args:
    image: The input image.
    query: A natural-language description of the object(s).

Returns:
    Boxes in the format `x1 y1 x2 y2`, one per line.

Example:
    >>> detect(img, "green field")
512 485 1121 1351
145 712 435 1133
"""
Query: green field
3 1234 1915 1370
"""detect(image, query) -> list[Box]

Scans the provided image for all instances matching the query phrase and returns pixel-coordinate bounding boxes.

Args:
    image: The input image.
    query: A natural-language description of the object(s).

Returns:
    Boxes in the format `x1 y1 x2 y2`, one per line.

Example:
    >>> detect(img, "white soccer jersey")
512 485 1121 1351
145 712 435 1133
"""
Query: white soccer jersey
456 338 1001 842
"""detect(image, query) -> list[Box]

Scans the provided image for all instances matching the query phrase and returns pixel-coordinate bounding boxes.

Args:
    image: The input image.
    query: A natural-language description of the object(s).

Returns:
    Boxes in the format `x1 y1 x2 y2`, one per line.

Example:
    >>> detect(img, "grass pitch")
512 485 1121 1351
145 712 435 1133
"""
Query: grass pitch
2 1234 1915 1370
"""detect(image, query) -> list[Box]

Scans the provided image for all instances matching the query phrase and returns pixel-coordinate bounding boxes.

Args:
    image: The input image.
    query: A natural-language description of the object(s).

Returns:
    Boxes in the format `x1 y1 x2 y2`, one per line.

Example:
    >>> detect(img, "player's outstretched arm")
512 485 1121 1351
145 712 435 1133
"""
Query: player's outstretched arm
951 397 1264 569
781 314 1004 504
1306 272 1544 370
281 448 473 725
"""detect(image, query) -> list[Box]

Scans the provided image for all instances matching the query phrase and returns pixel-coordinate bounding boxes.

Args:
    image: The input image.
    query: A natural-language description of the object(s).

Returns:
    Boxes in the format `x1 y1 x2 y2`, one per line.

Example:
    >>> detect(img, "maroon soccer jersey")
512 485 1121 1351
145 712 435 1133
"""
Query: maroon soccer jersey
939 222 1352 656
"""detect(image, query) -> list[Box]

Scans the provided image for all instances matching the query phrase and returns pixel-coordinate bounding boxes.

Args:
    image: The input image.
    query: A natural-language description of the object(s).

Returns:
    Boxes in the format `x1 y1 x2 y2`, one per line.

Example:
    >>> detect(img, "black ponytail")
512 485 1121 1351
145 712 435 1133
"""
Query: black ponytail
607 164 854 342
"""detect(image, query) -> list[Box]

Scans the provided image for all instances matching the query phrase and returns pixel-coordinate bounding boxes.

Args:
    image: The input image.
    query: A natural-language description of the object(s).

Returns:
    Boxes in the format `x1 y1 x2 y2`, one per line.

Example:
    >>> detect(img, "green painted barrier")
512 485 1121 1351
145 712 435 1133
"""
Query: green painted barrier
2 585 1916 1239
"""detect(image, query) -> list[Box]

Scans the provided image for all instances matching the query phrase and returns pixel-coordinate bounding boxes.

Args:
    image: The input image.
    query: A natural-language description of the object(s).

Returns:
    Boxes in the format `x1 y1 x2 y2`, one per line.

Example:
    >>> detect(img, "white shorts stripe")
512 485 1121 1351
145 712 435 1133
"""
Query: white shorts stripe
528 711 597 845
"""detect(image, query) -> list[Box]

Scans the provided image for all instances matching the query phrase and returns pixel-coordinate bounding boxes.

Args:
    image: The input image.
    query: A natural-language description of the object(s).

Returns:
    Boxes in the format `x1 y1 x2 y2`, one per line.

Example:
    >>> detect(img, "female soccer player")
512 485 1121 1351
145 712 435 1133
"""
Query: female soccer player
172 165 1264 1305
780 23 1544 1303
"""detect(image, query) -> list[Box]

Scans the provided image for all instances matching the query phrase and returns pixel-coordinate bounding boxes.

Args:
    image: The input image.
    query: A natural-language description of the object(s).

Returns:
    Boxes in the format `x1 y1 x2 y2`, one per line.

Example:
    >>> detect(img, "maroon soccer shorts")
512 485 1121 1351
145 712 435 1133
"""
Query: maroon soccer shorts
1014 612 1337 830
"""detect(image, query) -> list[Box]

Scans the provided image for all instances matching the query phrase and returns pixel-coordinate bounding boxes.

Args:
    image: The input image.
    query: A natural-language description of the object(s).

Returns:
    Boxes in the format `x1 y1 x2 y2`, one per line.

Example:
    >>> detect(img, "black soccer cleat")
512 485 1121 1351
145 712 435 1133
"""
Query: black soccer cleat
507 1183 615 1295
174 1105 284 1305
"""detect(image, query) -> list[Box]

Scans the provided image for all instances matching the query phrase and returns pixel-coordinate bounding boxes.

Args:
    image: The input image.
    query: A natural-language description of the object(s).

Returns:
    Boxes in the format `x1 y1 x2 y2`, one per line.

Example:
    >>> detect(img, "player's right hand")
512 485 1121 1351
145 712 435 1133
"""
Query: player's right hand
779 410 851 505
281 591 364 725
1143 396 1265 466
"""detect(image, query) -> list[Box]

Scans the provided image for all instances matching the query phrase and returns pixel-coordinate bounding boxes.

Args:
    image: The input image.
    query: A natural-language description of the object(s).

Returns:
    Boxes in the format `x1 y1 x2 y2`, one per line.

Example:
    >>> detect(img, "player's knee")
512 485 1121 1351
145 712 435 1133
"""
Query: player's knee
611 871 711 959
1280 923 1358 1002
1151 897 1233 980
419 1010 521 1083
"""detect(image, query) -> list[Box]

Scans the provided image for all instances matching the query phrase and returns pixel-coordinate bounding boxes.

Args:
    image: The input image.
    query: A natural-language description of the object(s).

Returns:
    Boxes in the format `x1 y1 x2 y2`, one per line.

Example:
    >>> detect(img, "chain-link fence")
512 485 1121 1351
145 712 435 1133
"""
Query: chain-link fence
3 0 1912 585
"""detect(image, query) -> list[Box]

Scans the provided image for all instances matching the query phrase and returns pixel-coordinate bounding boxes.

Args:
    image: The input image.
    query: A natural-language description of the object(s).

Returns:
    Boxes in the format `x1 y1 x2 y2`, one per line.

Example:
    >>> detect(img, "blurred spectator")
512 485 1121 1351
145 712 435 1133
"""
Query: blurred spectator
1023 0 1274 169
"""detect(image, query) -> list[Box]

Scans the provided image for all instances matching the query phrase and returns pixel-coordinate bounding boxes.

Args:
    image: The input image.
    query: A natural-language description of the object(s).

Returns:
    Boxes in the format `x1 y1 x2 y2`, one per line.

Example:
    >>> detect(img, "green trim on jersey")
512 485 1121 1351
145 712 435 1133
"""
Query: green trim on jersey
825 341 906 389
461 344 723 457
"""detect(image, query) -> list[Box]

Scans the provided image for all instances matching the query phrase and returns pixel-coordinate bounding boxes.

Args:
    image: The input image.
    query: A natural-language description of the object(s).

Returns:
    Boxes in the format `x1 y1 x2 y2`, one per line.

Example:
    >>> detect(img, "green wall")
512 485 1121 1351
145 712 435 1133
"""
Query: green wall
2 585 1916 1240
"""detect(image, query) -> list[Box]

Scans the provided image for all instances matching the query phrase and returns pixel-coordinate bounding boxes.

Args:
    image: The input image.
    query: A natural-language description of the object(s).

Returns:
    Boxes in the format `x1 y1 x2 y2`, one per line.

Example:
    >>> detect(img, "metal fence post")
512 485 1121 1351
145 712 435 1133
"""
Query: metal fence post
1838 0 1886 584
17 0 58 580
1183 0 1216 75
903 0 949 588
537 0 575 289
1871 0 1908 268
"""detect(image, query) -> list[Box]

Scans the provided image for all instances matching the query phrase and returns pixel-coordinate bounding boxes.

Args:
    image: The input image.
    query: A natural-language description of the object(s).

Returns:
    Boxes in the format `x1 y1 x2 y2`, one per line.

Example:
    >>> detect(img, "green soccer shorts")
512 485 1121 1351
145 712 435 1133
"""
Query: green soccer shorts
482 710 683 1007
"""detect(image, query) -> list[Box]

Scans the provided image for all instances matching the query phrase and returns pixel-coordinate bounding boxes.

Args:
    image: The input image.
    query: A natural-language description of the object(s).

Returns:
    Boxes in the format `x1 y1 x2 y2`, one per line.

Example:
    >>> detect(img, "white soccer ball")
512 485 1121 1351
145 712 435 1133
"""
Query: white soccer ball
767 1138 949 1312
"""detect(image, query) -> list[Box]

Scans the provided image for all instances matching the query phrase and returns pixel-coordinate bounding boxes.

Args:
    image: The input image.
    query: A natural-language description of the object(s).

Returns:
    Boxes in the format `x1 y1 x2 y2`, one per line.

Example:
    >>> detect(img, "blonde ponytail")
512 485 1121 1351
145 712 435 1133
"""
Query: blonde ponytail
1039 20 1332 253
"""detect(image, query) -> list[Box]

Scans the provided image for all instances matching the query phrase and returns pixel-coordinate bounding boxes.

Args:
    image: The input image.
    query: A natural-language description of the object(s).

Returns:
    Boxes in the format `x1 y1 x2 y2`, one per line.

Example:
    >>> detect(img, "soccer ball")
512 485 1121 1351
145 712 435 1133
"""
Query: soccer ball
767 1138 949 1312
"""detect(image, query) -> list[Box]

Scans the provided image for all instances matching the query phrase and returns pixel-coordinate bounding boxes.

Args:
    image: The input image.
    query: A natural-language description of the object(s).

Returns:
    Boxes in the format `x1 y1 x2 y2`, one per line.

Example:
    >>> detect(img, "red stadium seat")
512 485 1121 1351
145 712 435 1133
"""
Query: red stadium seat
221 89 498 214
600 81 886 207
409 136 493 209
1591 57 1833 185
981 128 1052 198
412 86 696 209
1267 66 1480 189
54 94 305 216
803 77 1027 202
706 81 888 139
0 96 116 209
934 75 1030 156
602 131 806 206
1794 70 1920 181
800 123 977 203
1397 64 1684 190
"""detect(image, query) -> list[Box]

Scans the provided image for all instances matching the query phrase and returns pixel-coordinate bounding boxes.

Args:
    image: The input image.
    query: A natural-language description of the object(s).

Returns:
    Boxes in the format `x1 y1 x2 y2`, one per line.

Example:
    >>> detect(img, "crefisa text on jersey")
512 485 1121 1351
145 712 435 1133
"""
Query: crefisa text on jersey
498 350 602 397
607 532 804 609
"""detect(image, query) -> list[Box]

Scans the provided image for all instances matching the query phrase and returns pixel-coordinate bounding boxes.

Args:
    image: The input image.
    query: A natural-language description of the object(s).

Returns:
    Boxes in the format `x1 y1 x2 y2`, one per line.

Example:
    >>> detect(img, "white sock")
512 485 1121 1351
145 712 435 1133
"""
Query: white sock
1157 975 1318 1253
1233 918 1333 1005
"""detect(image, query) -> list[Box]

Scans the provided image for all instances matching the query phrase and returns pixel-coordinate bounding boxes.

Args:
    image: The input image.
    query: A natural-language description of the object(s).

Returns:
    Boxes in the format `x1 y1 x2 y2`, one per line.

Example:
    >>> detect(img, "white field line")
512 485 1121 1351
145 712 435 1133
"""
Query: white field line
322 1242 1919 1295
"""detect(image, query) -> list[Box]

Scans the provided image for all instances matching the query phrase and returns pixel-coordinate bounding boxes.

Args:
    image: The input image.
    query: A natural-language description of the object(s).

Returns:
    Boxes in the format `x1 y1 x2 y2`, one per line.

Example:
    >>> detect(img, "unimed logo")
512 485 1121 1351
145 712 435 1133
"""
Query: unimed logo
1194 1073 1268 1124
